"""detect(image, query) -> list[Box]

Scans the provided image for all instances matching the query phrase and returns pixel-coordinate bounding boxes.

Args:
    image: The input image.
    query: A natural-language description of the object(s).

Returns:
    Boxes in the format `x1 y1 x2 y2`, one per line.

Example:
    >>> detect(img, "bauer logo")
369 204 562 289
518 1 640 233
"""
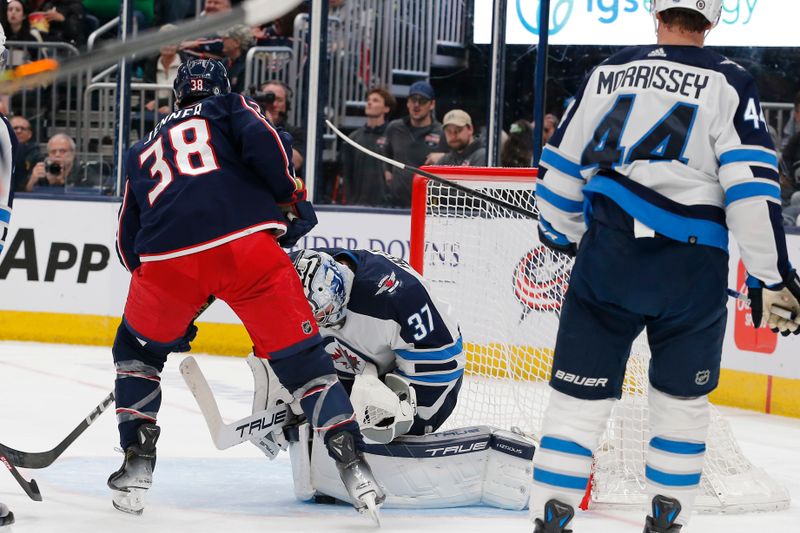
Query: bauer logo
512 246 569 319
733 260 777 354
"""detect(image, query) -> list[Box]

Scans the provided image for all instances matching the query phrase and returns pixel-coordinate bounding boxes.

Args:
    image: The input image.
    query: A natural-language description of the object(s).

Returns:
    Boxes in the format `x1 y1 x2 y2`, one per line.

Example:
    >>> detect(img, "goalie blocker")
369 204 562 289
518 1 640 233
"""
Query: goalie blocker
288 422 535 510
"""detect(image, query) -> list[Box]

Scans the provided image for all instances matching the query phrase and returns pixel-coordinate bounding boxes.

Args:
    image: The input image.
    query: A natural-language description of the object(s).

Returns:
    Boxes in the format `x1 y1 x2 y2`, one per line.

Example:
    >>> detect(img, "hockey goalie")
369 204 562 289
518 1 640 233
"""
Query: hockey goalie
245 248 536 510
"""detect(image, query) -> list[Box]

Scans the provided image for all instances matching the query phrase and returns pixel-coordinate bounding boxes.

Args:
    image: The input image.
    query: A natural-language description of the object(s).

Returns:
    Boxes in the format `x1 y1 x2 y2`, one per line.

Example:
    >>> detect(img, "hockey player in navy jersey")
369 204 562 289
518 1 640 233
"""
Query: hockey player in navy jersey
0 25 19 528
531 1 800 532
109 59 383 521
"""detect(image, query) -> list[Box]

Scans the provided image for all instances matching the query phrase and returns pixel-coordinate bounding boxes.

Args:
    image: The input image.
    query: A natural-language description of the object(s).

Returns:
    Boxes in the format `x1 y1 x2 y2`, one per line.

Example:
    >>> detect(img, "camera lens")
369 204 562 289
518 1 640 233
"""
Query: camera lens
46 162 62 175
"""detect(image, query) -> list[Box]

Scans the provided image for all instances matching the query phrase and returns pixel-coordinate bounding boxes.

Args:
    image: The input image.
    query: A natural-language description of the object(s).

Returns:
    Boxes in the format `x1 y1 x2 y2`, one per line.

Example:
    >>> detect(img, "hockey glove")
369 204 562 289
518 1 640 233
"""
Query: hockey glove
748 270 800 336
538 218 577 258
278 200 318 249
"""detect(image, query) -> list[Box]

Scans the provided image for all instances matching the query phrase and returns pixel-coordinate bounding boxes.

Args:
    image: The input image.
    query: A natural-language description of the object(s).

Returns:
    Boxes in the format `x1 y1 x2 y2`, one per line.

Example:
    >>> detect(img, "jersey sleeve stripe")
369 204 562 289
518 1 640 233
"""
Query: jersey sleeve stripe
396 368 464 383
724 182 781 206
536 184 584 213
396 337 463 361
649 437 706 456
719 148 779 169
540 436 593 457
0 205 10 223
540 148 584 181
237 94 298 190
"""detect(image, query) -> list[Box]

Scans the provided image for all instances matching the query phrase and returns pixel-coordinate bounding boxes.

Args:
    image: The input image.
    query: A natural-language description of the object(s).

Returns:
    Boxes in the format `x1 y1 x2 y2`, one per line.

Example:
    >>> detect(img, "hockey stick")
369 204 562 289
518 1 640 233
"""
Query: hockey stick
0 0 305 94
0 392 115 469
1 453 42 501
325 120 539 219
179 356 291 450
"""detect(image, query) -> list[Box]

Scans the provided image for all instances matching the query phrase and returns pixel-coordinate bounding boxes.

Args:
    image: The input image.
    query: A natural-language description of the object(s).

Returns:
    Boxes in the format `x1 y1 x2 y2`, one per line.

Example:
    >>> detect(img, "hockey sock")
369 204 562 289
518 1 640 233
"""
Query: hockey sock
646 387 710 527
531 390 614 525
112 323 167 449
269 344 360 449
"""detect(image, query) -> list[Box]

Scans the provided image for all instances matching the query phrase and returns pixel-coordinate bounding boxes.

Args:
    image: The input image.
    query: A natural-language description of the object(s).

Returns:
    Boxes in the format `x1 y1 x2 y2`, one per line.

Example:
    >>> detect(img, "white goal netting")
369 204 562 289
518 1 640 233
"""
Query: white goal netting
411 171 789 512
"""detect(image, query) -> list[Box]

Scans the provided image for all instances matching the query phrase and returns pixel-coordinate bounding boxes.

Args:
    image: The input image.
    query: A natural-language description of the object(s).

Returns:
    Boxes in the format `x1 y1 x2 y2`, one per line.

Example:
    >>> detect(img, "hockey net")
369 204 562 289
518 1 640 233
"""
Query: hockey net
408 167 789 513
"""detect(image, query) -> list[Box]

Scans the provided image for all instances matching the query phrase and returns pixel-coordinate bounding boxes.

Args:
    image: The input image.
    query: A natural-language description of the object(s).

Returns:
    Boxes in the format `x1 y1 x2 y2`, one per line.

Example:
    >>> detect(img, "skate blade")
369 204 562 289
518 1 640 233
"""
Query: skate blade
357 491 381 527
111 488 146 515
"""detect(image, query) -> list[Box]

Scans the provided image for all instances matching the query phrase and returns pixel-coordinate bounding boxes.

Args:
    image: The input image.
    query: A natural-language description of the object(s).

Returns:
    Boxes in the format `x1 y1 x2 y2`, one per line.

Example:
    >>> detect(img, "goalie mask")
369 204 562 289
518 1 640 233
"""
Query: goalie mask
651 0 722 27
293 250 354 329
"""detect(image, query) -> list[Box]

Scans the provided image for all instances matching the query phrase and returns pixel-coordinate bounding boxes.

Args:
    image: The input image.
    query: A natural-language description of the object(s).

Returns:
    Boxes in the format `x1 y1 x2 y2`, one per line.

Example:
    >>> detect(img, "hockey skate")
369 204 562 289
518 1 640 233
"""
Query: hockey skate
107 423 160 515
0 503 14 527
643 495 683 532
534 499 575 533
326 430 385 526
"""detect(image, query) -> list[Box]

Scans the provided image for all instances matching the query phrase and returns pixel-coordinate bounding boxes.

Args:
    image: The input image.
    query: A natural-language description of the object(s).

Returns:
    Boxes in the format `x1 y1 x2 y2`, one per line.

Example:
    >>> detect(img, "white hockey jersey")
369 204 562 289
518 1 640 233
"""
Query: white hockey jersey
309 248 465 435
0 114 17 258
538 44 788 285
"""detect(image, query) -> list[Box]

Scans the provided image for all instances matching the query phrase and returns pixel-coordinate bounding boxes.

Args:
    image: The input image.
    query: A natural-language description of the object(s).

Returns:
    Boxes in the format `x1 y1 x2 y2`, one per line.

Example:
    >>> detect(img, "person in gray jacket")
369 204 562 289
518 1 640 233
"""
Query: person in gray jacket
436 109 486 167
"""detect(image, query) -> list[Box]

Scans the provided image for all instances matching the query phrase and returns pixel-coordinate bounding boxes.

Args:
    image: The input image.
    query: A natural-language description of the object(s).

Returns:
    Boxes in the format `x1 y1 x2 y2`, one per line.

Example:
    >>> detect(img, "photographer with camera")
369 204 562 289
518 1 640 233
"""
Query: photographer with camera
254 80 304 173
25 133 77 192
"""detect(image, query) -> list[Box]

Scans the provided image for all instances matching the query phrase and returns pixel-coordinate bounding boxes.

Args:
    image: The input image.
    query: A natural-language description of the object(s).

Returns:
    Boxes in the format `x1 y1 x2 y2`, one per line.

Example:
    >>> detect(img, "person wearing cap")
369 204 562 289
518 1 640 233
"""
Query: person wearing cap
436 109 486 167
341 87 396 206
219 25 255 93
383 81 447 207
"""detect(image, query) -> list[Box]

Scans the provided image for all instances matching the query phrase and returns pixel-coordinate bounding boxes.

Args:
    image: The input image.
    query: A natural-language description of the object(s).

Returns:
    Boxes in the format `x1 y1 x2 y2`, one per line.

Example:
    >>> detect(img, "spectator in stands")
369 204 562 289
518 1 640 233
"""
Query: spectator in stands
383 81 447 207
500 119 533 167
255 4 306 47
219 24 254 94
256 79 304 172
143 24 181 115
10 116 40 192
782 91 800 149
435 109 485 167
25 133 77 192
543 113 560 145
178 0 233 60
340 86 395 206
2 0 43 43
83 0 154 30
35 1 86 46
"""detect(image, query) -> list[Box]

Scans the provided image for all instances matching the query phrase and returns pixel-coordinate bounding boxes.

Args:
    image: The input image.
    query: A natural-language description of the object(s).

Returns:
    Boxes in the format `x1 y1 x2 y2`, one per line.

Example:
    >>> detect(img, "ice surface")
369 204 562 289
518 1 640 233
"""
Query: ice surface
0 342 797 532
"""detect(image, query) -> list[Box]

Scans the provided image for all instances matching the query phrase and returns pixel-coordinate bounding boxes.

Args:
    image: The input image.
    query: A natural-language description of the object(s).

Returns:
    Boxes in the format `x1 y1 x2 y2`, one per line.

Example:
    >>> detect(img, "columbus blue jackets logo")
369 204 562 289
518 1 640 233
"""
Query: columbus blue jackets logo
512 246 570 318
375 271 401 295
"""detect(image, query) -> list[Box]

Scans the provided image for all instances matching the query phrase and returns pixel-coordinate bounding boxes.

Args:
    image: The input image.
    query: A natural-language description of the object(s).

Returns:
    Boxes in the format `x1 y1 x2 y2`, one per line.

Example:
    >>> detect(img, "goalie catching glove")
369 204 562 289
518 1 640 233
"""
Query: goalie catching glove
747 269 800 336
350 368 417 444
279 200 318 249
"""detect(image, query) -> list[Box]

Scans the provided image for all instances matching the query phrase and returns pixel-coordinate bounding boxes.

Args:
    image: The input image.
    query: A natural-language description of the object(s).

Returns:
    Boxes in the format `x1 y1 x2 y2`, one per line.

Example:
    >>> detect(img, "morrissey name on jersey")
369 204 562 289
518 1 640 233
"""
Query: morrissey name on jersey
597 65 710 100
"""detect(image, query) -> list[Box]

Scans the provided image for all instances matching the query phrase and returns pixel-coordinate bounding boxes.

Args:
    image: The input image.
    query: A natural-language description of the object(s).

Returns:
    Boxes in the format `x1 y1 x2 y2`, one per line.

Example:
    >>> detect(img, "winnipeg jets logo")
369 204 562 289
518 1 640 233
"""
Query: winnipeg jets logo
376 271 401 295
648 48 667 58
329 344 365 374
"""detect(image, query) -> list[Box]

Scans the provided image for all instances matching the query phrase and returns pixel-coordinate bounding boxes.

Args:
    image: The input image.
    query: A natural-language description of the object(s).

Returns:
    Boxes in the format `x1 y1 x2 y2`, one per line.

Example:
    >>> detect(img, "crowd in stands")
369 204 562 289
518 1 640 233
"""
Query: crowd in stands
1 0 798 229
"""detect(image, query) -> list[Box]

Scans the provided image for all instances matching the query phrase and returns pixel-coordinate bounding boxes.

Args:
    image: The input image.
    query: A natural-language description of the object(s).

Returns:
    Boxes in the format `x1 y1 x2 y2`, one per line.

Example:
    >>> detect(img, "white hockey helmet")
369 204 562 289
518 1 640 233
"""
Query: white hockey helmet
651 0 722 27
293 250 354 329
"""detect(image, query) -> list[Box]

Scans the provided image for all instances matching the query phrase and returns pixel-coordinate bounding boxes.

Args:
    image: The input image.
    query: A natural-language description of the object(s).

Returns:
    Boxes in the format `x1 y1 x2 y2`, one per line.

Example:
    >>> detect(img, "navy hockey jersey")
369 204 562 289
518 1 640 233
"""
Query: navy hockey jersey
294 248 465 434
538 45 788 286
117 93 304 272
0 114 19 257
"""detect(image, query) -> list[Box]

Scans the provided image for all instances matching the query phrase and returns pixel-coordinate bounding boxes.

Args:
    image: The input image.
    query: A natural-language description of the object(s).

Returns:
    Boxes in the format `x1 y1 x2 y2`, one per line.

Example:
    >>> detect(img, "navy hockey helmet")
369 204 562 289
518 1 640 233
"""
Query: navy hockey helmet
173 59 231 107
293 250 354 329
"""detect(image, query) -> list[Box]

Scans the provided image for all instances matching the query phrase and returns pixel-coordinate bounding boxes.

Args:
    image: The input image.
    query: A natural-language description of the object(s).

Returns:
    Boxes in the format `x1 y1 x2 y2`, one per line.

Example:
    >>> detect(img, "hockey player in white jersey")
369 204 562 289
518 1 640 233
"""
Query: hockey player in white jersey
0 23 19 528
531 1 800 532
243 248 536 510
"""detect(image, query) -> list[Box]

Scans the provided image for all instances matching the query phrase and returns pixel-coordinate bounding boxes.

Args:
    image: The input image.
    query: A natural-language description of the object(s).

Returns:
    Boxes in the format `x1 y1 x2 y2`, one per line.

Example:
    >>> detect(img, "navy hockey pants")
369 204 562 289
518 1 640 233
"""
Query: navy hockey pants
549 221 728 401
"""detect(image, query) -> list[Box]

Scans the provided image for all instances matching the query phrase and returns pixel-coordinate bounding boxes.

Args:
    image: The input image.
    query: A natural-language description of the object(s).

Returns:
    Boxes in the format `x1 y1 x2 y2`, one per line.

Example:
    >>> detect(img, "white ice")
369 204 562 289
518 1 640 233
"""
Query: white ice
0 341 798 532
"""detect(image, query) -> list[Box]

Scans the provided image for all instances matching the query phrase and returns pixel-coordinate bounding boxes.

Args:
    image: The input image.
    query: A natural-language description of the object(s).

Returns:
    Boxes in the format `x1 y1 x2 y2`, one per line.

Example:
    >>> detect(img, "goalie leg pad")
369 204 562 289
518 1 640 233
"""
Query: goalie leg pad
646 386 710 527
531 389 614 524
269 345 359 446
113 322 166 449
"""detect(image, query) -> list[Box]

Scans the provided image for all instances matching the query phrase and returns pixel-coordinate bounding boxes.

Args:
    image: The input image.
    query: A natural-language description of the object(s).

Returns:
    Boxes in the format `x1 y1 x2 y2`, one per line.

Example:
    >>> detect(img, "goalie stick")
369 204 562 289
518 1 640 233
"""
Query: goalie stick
0 0 305 94
326 120 538 220
0 452 42 501
0 392 115 469
179 356 291 450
